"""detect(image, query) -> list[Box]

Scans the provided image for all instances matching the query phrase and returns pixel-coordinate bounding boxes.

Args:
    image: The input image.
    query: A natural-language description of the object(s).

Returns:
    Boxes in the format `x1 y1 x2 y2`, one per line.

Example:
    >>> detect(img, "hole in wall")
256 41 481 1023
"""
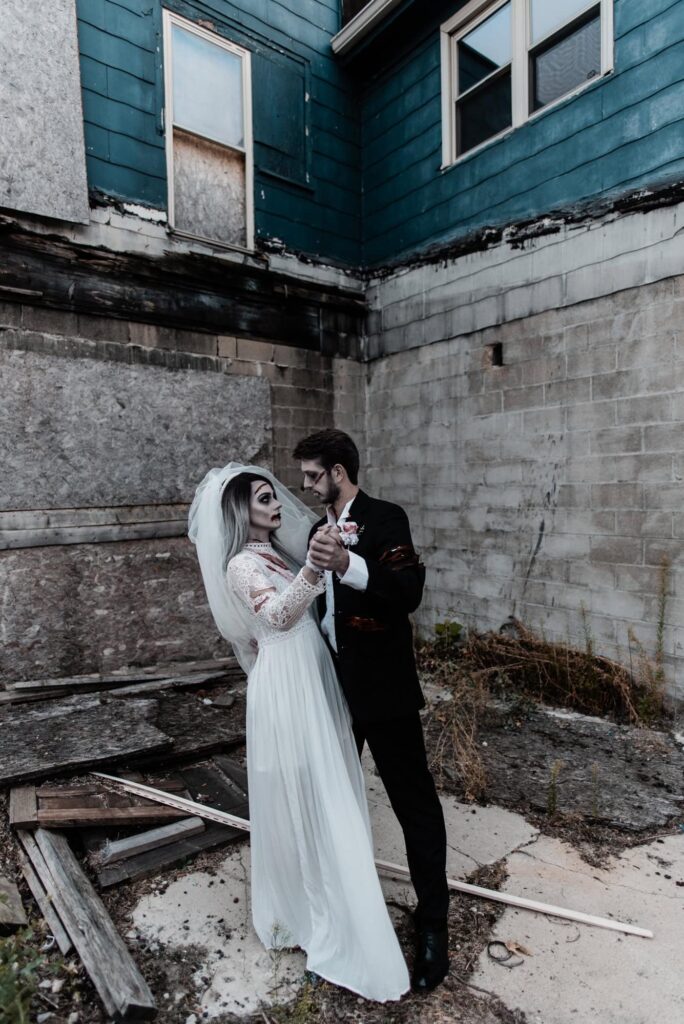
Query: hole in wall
486 342 504 367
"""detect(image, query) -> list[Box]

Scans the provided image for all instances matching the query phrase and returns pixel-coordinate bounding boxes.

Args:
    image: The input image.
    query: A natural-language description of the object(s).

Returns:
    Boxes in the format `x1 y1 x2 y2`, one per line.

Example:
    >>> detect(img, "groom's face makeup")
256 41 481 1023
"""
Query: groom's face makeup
250 481 282 532
300 460 339 505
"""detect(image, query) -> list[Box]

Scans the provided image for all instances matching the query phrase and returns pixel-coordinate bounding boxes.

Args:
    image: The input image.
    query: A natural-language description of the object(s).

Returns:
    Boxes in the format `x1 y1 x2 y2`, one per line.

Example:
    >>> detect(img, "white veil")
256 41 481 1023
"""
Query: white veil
188 462 317 674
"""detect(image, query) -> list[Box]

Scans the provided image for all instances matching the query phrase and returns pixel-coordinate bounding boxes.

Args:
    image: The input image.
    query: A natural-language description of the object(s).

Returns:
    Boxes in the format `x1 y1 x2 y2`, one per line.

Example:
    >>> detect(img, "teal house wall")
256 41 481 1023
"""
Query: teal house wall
75 0 684 268
76 0 361 263
358 0 684 264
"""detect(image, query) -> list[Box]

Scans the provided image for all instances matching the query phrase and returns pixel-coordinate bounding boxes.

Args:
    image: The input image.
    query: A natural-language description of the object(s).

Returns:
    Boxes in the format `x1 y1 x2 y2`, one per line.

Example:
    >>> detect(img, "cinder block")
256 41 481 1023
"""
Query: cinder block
643 423 684 452
590 536 642 565
591 426 642 454
503 384 545 411
520 354 566 385
128 322 161 348
545 376 591 405
616 511 673 537
643 539 682 566
217 335 237 359
237 337 274 362
617 333 675 370
616 394 673 425
0 301 21 327
22 305 79 336
77 312 130 344
590 482 643 509
566 346 616 378
566 400 616 430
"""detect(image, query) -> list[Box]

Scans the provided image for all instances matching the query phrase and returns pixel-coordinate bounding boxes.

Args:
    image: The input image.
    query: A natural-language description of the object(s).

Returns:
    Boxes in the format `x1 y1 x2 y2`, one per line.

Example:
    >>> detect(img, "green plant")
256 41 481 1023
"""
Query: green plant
0 929 47 1024
547 759 564 817
434 619 464 655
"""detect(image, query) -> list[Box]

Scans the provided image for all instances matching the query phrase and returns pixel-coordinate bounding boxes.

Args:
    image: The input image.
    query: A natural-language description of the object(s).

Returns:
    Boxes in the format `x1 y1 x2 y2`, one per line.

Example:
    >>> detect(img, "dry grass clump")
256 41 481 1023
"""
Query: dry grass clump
460 619 647 723
427 669 490 801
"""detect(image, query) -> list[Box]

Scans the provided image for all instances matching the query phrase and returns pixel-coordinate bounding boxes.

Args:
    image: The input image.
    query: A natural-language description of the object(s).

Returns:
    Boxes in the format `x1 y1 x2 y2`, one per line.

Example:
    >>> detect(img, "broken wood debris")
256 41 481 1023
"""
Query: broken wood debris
9 783 188 830
15 842 73 955
98 817 206 866
94 758 249 888
0 695 172 787
0 875 28 932
1 655 245 705
18 828 157 1021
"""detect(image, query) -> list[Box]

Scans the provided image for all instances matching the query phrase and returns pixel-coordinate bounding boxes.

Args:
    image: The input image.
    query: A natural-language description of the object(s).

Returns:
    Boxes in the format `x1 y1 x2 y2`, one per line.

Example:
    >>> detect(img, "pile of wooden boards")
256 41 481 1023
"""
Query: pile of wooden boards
1 655 250 1022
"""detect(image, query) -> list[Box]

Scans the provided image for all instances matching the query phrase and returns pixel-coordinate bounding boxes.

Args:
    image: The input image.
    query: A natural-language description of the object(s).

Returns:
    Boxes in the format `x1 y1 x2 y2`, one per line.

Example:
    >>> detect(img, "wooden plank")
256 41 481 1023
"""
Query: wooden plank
35 806 186 829
99 818 206 866
108 671 229 698
9 787 39 829
0 696 171 787
7 670 173 692
31 829 157 1020
15 845 72 955
0 876 27 932
132 694 245 763
37 785 98 798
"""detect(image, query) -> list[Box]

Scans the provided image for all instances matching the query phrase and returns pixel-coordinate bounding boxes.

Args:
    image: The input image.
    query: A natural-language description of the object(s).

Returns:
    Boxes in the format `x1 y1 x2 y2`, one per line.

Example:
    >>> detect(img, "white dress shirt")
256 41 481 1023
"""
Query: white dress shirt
320 497 368 653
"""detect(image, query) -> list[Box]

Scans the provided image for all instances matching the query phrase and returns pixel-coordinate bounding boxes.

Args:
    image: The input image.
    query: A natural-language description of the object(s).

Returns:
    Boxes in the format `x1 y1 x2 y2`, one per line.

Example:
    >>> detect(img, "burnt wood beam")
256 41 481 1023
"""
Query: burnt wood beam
0 217 366 357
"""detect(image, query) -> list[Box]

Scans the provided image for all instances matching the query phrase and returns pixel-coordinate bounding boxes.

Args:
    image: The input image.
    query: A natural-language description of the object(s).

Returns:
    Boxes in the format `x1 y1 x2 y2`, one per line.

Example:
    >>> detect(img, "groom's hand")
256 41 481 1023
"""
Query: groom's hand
309 526 350 574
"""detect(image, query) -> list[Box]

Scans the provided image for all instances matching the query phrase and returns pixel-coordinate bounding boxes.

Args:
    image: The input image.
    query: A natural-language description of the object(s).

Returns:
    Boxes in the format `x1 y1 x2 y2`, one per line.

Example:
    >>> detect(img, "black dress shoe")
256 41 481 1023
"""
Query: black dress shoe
411 924 449 992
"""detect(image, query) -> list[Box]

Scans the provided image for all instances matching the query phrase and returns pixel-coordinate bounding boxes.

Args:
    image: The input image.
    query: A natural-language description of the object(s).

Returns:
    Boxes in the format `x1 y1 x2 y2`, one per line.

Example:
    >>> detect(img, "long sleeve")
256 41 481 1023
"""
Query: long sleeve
364 509 425 613
228 555 325 631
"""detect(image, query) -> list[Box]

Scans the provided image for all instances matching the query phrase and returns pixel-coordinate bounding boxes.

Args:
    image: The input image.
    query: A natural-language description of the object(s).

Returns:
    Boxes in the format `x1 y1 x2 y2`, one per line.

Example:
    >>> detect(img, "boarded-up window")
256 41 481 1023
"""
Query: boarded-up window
163 12 253 248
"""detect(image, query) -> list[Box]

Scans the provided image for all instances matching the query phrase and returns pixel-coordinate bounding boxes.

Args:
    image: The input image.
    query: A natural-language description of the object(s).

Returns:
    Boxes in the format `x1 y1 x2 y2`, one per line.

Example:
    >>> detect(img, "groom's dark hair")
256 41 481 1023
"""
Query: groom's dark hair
292 429 360 485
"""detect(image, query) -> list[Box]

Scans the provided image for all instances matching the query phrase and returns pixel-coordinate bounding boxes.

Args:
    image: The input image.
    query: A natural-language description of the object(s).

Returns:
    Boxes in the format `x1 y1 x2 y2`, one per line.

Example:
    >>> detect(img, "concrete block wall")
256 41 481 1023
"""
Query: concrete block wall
365 274 684 701
0 300 357 681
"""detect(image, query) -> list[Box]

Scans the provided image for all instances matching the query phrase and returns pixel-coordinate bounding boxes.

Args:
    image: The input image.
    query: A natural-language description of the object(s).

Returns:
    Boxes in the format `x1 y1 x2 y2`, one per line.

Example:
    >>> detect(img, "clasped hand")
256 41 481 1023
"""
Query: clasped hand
308 524 350 574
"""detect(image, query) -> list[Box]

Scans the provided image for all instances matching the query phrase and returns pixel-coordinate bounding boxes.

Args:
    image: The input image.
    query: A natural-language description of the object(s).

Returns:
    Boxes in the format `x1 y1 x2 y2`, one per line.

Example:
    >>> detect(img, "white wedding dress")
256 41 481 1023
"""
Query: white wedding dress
227 541 410 1001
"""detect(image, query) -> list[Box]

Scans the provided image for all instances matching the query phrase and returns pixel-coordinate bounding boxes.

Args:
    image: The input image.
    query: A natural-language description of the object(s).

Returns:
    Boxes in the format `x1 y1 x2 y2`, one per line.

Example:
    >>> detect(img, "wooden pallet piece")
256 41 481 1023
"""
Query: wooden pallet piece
99 817 206 866
0 876 27 932
15 842 72 954
26 829 157 1021
0 696 172 787
10 783 189 830
96 759 249 888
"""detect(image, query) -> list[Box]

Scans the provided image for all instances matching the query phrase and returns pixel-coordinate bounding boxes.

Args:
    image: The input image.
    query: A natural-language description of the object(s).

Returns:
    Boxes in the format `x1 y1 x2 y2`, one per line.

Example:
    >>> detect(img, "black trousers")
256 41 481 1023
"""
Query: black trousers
353 713 450 926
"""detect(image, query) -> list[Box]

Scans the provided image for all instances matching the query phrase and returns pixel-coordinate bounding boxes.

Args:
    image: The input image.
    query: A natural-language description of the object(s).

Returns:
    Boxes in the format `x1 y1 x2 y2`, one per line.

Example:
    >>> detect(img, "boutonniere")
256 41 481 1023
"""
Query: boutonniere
338 521 364 547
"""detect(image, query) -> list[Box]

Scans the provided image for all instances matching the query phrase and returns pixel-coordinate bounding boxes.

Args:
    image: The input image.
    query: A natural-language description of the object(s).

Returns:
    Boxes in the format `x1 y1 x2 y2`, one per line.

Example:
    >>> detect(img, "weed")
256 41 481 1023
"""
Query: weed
0 929 47 1024
590 761 600 819
547 760 564 817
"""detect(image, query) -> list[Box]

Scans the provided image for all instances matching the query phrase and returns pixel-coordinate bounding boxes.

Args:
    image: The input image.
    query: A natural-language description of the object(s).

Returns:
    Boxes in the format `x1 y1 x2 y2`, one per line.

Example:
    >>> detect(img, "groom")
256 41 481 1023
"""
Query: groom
293 429 450 992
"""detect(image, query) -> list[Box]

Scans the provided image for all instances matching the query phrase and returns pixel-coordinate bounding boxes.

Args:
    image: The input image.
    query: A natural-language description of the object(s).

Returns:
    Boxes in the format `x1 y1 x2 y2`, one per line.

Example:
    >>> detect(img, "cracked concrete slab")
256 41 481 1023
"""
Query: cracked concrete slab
362 748 539 907
130 757 539 1017
470 833 684 1024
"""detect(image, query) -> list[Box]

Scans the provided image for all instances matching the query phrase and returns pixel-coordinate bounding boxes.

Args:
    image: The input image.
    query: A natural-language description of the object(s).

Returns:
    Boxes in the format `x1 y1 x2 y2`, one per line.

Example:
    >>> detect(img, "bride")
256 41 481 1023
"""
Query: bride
189 462 410 1002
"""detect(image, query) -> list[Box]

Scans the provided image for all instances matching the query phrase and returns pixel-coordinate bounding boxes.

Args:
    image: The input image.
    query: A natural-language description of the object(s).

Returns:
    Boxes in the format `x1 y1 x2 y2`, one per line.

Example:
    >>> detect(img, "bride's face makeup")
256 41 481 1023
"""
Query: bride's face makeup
249 481 283 538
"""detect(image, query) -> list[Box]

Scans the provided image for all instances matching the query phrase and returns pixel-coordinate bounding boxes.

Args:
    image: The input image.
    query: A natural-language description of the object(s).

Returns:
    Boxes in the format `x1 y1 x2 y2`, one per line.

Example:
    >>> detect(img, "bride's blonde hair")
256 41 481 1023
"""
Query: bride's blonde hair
221 472 294 568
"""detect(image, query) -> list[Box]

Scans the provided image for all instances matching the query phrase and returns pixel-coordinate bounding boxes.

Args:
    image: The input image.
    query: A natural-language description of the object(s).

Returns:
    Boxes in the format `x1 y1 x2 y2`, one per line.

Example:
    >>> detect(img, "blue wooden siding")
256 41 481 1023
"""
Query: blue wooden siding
360 0 684 264
76 0 361 263
76 0 684 267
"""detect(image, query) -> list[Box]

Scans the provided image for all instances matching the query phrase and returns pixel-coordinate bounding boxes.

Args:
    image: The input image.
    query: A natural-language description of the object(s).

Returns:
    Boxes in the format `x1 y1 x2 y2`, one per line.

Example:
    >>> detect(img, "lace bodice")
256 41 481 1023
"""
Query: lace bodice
227 543 325 640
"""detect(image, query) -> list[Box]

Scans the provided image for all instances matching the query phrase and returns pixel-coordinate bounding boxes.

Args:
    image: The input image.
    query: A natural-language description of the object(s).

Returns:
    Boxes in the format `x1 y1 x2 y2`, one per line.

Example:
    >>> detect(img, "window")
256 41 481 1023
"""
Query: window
163 11 253 249
441 0 613 164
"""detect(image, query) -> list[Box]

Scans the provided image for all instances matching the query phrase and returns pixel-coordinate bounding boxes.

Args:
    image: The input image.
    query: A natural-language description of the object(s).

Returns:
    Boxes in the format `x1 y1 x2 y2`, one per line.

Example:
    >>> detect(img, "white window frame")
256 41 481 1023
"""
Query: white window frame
162 9 254 251
440 0 614 167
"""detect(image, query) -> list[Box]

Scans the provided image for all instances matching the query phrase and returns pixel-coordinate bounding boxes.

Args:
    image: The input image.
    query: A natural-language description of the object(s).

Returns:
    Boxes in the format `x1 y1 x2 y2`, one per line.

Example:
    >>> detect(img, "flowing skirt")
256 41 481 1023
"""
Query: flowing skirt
246 618 410 1002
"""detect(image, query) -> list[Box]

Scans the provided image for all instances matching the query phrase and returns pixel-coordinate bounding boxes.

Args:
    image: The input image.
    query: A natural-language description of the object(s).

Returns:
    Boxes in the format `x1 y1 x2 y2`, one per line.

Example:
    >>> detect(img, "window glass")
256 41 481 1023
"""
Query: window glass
172 25 244 149
458 71 512 154
530 0 593 43
458 2 511 93
532 13 600 110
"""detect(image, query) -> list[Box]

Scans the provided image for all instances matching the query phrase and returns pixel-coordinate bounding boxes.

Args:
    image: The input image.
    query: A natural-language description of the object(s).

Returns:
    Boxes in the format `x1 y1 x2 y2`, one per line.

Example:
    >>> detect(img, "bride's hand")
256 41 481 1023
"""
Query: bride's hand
309 527 349 574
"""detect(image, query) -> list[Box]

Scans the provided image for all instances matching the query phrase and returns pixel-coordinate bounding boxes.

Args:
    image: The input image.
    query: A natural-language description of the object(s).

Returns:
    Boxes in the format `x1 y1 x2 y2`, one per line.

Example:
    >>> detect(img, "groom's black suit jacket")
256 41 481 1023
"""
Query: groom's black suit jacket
310 490 426 725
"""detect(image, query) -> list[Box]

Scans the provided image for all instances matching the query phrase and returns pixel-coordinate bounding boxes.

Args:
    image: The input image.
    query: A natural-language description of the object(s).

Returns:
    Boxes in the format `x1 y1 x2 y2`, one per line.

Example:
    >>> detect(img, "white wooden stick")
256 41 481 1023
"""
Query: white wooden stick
93 773 653 939
375 859 653 939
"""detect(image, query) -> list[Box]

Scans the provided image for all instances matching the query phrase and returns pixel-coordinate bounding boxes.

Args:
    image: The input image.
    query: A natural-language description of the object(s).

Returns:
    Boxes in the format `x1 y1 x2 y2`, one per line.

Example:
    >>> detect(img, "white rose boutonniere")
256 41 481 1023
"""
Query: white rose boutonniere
339 521 363 547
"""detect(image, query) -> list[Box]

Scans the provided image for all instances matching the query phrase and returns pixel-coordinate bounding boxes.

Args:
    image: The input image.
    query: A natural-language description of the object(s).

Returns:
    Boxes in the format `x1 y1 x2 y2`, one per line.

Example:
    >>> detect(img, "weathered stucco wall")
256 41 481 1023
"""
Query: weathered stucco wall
365 268 684 702
0 303 356 682
0 0 89 223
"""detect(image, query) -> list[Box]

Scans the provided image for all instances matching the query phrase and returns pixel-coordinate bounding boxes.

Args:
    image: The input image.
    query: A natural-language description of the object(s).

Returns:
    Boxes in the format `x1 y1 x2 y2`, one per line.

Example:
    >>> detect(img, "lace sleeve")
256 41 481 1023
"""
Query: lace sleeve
227 555 325 631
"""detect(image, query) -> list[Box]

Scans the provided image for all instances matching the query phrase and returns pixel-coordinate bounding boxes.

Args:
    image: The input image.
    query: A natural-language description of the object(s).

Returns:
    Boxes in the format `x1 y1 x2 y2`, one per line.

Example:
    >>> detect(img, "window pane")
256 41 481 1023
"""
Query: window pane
172 25 244 148
531 0 595 43
458 70 512 154
458 2 511 94
532 14 600 110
